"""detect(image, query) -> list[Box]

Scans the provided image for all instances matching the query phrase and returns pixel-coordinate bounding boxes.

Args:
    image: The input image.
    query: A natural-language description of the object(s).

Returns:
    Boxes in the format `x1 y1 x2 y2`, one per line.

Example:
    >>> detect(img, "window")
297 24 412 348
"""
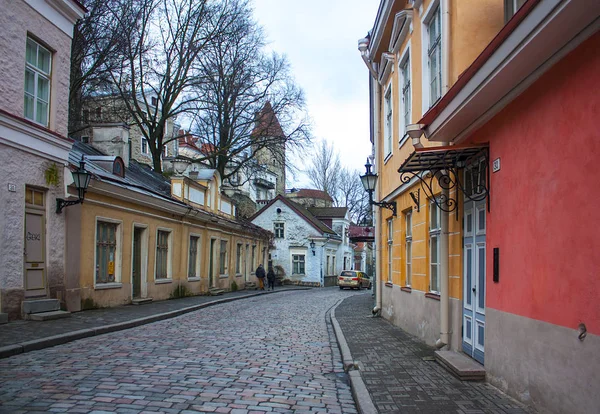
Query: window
24 37 51 126
81 136 89 144
384 87 393 157
400 55 411 140
25 187 45 207
163 143 168 158
96 221 118 284
151 96 158 106
429 200 441 292
141 137 149 154
427 5 442 107
252 245 256 271
505 0 527 22
156 230 171 279
236 243 243 274
405 211 412 286
274 222 284 238
387 218 393 283
95 107 102 120
292 254 305 275
219 240 228 275
188 235 200 278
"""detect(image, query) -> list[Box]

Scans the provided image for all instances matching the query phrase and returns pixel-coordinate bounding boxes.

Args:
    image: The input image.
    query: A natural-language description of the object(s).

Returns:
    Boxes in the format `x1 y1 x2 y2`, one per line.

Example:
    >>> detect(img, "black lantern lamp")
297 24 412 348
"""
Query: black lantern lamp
360 158 397 216
56 157 91 214
309 240 316 256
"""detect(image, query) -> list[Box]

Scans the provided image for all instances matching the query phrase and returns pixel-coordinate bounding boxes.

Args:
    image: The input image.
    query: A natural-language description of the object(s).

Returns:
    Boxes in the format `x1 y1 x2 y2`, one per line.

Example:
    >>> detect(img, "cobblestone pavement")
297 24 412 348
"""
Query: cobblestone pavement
335 293 534 414
0 289 361 414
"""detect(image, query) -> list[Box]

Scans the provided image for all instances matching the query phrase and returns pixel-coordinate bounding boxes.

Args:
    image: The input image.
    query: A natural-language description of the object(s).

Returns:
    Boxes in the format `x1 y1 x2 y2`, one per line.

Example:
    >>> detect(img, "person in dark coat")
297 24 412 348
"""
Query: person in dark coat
267 265 276 291
255 264 266 290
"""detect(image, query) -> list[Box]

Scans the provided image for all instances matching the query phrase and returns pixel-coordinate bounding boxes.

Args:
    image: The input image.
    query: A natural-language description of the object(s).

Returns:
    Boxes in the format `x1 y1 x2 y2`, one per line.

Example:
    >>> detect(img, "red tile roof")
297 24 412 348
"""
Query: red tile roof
252 102 285 138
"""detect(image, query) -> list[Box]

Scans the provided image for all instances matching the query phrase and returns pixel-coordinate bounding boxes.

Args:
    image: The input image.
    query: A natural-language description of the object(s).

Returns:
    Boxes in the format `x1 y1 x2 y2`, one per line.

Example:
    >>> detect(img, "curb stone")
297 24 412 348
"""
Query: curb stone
0 288 308 359
330 298 378 414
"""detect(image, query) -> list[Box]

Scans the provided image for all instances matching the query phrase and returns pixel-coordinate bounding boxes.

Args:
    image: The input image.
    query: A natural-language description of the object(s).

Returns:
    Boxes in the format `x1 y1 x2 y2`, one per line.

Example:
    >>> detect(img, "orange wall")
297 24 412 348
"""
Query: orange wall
464 33 600 334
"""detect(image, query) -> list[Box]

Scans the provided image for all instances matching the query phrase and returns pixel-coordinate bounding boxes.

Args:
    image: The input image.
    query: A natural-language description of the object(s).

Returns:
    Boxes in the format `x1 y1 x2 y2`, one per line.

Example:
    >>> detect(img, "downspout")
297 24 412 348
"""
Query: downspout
373 81 382 316
358 38 379 79
435 0 451 349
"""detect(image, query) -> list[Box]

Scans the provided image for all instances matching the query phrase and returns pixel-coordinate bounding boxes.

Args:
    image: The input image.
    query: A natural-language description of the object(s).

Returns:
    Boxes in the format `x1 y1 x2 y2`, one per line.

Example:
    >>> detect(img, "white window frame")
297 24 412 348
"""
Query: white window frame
251 245 257 274
291 251 306 275
155 228 173 281
387 218 393 283
429 200 441 293
188 233 201 280
383 85 393 160
421 1 444 112
274 222 285 238
398 43 412 147
24 37 52 127
405 211 412 286
141 137 149 155
236 242 243 274
219 238 229 276
94 217 123 287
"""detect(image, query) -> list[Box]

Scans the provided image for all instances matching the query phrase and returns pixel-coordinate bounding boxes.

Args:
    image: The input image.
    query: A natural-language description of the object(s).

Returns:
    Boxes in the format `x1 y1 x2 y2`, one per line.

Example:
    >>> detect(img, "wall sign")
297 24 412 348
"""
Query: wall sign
8 183 16 192
492 157 501 173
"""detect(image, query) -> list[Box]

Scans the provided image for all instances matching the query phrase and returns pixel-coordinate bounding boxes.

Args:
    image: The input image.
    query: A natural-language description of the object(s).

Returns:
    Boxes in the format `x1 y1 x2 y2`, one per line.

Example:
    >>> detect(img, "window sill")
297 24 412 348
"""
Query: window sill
235 273 243 277
94 282 122 290
398 134 409 148
425 292 440 301
401 286 412 293
385 282 393 288
219 274 229 278
383 152 393 164
187 277 201 282
155 279 172 284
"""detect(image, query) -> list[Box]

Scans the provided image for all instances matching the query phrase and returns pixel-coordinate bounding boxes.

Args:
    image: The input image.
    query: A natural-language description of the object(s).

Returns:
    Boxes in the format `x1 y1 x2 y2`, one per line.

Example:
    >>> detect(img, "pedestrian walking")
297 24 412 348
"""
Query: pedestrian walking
255 264 266 290
267 265 276 291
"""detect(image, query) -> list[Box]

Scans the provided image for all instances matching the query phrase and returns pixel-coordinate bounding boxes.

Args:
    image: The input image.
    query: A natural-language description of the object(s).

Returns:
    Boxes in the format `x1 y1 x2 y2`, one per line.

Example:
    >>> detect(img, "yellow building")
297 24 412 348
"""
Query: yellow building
63 142 271 311
359 0 506 354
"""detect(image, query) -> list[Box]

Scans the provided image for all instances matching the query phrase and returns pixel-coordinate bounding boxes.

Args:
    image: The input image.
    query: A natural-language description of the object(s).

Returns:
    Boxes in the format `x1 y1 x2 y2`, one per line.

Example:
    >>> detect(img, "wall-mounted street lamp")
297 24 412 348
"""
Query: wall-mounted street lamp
309 240 316 256
360 158 397 216
56 157 91 214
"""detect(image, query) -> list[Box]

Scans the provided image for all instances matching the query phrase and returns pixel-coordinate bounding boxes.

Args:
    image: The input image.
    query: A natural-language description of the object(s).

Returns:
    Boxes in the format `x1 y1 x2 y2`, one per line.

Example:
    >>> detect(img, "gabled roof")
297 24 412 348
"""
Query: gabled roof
308 207 348 219
287 188 334 202
250 195 337 236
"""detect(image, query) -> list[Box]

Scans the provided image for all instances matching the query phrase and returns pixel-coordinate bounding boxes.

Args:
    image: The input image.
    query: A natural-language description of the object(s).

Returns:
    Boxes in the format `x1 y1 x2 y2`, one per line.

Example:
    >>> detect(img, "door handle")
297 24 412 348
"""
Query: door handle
472 287 476 294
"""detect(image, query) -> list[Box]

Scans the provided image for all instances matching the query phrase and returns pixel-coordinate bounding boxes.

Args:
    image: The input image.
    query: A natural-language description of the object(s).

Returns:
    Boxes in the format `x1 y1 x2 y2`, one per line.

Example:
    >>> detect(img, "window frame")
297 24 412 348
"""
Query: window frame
94 217 123 286
141 137 149 155
383 85 393 160
398 44 412 146
291 253 306 275
24 37 52 127
219 239 229 276
429 200 441 293
421 1 444 112
274 222 285 238
236 242 243 274
188 234 201 280
155 228 173 281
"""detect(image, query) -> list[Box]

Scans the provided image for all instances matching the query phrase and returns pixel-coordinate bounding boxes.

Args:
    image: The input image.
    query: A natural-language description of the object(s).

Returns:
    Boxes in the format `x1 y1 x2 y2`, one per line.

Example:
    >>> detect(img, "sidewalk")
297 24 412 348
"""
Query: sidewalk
332 293 534 413
0 286 309 359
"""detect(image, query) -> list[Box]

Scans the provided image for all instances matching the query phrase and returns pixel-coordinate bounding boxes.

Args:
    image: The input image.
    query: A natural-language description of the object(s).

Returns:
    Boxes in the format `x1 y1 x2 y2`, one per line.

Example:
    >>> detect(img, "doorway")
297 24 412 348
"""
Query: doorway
462 198 486 364
24 187 47 298
132 227 145 298
209 238 216 287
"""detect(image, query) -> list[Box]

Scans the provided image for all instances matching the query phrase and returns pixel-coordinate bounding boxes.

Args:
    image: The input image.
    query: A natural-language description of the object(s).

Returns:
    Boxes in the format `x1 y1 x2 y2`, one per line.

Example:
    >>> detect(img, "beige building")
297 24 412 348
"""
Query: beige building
0 0 85 321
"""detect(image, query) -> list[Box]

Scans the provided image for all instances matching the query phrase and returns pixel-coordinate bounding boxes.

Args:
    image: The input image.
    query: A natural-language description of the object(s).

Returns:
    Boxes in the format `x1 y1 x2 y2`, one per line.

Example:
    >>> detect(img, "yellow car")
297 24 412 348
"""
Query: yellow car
338 270 370 290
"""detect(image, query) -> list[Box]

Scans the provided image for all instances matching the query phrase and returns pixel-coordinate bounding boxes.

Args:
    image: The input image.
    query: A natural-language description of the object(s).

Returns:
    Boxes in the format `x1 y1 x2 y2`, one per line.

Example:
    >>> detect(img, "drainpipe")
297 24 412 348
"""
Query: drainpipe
442 0 451 94
435 184 450 349
358 37 378 79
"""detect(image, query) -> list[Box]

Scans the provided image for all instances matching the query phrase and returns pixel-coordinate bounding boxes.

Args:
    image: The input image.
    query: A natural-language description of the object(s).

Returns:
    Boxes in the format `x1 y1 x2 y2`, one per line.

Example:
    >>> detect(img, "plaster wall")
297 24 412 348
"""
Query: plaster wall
251 200 322 284
486 308 600 414
0 144 67 319
0 0 72 136
381 284 462 350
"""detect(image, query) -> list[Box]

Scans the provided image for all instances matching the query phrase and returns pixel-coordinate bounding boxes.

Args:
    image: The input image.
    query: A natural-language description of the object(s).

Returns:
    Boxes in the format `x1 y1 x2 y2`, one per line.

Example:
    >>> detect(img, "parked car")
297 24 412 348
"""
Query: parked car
338 270 371 290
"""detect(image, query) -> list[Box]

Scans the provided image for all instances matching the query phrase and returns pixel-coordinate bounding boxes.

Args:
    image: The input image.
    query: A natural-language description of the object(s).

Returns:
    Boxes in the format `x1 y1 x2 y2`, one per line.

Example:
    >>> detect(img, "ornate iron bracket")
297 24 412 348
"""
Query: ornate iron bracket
367 190 397 216
56 198 83 214
409 188 420 212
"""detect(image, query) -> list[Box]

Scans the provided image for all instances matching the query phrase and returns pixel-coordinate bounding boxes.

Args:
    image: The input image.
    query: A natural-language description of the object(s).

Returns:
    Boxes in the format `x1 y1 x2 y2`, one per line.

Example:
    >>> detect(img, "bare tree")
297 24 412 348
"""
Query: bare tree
100 0 236 173
189 0 311 182
68 0 138 136
306 140 341 198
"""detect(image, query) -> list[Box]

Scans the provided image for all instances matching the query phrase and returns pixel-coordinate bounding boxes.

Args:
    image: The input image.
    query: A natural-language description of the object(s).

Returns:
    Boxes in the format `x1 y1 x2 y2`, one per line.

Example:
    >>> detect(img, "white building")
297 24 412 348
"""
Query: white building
250 195 355 286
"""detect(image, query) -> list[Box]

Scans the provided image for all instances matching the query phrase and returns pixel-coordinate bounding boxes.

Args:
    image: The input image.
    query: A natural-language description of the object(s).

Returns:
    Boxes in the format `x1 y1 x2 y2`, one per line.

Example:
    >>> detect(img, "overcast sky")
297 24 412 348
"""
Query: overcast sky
251 0 380 188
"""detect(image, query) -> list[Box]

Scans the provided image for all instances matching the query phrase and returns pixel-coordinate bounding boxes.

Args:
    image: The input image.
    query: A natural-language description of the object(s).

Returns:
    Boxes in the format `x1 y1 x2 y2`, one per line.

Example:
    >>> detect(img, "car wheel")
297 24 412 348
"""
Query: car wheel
356 285 361 290
339 286 343 290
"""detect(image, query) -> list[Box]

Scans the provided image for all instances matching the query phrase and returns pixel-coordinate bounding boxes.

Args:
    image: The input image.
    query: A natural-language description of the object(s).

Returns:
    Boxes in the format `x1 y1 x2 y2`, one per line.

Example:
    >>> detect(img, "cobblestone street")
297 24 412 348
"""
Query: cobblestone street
0 289 360 414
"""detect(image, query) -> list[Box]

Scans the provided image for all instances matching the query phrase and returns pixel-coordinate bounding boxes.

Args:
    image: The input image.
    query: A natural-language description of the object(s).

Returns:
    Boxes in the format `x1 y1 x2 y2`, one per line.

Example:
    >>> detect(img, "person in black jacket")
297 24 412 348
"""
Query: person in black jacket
255 264 266 290
267 265 276 291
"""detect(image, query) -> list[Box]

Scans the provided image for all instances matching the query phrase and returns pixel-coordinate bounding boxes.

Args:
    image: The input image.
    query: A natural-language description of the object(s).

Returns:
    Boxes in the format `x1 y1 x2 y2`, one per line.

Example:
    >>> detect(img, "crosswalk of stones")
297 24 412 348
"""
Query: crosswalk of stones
0 289 361 414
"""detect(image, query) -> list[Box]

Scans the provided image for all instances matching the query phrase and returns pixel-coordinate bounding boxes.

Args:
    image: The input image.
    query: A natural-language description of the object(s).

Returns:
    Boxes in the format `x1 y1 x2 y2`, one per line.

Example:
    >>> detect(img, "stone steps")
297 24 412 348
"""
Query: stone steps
209 287 225 296
435 350 486 381
29 310 71 321
132 298 153 305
